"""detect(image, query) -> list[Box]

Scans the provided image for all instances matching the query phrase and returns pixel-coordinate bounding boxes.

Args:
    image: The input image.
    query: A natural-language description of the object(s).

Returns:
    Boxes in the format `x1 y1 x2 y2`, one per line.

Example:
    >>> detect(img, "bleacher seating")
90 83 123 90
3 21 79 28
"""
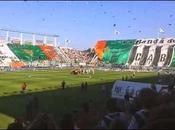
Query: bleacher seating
60 47 92 63
0 43 19 67
10 61 26 68
8 44 47 62
38 45 59 61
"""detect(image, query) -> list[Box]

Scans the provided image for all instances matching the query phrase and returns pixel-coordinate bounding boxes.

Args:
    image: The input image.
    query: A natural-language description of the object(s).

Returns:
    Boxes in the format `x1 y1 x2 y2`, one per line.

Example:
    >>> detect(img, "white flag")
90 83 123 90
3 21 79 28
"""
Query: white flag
159 28 165 33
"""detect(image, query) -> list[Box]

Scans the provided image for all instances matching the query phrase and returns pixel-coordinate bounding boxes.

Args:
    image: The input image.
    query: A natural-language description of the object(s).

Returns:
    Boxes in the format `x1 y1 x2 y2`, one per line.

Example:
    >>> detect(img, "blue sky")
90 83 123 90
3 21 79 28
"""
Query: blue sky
0 1 175 50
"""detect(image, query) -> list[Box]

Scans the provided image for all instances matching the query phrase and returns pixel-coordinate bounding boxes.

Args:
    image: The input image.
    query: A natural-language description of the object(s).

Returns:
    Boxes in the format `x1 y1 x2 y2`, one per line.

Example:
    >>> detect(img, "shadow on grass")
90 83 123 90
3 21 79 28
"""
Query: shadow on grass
0 75 157 128
0 81 114 122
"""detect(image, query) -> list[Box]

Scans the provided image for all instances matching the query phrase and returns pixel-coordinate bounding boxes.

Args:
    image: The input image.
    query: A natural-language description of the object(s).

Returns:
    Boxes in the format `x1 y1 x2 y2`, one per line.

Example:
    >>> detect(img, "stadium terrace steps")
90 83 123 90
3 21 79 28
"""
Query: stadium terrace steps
0 43 19 66
38 45 59 61
8 44 47 62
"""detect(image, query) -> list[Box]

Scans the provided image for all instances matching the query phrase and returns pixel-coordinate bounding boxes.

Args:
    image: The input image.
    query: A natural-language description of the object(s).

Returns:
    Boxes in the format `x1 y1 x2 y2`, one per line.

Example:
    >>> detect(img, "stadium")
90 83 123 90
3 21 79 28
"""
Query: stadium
0 28 174 129
1 2 175 130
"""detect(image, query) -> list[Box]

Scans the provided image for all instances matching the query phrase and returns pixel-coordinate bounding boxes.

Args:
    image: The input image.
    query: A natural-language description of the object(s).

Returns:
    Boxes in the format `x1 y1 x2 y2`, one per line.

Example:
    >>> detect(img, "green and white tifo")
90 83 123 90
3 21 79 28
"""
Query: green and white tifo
0 37 175 68
95 38 175 67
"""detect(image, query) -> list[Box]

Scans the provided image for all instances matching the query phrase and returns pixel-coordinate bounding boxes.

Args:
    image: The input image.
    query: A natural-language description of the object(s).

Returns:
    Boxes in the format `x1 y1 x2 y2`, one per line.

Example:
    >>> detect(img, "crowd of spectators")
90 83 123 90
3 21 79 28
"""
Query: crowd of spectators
157 71 175 86
60 47 94 64
7 82 175 130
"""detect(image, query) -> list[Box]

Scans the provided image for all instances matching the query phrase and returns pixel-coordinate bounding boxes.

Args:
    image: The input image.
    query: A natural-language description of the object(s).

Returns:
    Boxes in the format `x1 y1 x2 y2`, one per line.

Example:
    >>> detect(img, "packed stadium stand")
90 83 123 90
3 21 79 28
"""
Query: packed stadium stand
95 38 175 68
38 45 59 61
10 61 26 68
0 43 19 67
103 40 135 64
0 31 175 70
0 30 175 130
8 44 47 62
57 47 92 63
96 40 135 65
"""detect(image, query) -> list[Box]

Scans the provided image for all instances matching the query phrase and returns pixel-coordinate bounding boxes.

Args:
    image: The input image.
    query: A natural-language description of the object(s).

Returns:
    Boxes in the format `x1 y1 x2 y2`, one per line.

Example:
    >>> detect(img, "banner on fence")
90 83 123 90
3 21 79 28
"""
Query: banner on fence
111 80 168 100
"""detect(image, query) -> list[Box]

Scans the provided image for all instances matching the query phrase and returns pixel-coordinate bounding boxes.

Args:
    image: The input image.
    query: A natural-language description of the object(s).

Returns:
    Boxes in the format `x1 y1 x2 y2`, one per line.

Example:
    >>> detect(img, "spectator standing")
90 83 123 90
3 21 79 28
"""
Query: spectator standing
7 117 24 130
148 102 175 129
81 82 84 92
27 113 59 129
105 86 109 96
60 113 75 129
21 82 27 93
122 76 124 81
101 85 106 96
26 94 34 122
97 98 129 129
77 102 93 129
125 76 128 81
128 88 157 129
84 82 88 92
32 96 39 119
133 72 136 77
61 80 66 90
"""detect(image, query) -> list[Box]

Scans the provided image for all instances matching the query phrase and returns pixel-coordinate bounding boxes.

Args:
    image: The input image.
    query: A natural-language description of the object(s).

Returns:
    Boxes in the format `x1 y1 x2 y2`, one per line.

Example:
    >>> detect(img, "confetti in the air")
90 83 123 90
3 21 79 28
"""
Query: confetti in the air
168 23 172 26
42 18 46 21
114 29 120 35
169 14 173 18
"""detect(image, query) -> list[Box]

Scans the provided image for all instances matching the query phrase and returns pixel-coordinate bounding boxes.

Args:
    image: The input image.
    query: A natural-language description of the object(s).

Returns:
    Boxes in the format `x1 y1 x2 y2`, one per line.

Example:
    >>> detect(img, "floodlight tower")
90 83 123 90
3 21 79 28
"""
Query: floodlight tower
32 33 35 45
6 31 9 42
20 33 23 45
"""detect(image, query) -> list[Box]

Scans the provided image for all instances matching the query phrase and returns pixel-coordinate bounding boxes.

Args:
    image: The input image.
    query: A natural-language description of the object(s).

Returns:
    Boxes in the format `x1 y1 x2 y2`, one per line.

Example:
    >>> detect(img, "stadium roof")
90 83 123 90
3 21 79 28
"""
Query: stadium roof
0 28 59 37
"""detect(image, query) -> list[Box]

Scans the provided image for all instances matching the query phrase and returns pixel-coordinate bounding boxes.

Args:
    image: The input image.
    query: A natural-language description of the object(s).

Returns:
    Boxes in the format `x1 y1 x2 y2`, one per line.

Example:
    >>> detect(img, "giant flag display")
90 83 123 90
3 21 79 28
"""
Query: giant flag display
95 38 175 67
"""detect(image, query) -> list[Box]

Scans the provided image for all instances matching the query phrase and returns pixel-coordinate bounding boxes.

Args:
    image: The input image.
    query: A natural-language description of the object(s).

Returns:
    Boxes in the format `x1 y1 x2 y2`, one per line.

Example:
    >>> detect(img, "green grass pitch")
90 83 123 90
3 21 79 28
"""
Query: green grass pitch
0 69 157 128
